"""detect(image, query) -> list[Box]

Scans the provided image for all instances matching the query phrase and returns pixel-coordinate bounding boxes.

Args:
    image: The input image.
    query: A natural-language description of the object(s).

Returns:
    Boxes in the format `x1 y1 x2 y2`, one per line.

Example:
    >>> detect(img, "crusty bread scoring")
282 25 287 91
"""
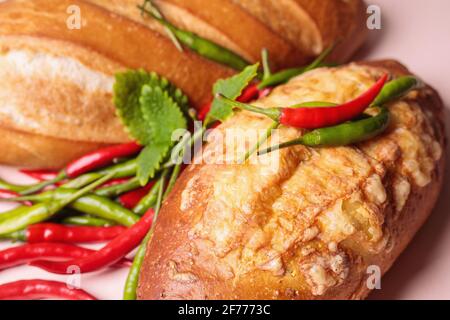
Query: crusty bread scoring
233 0 368 62
0 0 367 168
138 60 445 300
0 0 233 168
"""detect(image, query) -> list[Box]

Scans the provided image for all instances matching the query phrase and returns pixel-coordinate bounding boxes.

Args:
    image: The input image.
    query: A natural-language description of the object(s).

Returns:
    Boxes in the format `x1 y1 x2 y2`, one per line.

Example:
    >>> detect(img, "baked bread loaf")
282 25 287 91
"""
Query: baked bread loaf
137 60 446 300
0 0 367 168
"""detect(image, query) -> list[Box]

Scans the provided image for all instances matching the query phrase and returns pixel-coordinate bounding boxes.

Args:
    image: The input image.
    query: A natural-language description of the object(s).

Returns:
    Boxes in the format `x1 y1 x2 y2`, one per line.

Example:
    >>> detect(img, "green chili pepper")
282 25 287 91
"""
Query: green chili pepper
258 107 390 154
132 179 162 216
62 173 103 189
0 173 115 235
258 44 337 89
95 177 141 198
138 4 250 71
123 169 169 300
372 76 419 106
1 160 137 196
292 101 338 108
62 215 116 227
97 159 137 178
7 189 140 227
163 165 182 200
18 172 66 196
68 194 138 227
0 230 26 242
0 179 27 193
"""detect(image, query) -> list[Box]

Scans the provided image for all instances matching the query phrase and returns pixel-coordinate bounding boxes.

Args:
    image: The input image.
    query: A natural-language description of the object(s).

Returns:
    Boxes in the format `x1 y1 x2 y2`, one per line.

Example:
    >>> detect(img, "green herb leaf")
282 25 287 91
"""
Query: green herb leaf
114 70 189 145
136 85 187 185
136 145 168 186
206 63 259 123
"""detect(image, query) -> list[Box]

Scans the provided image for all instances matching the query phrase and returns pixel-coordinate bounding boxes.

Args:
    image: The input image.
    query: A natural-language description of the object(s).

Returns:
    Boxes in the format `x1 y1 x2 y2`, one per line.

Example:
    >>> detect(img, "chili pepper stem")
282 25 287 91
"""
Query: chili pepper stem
239 121 280 163
139 1 249 71
139 1 183 52
303 41 339 73
261 48 271 80
163 165 182 200
163 126 205 168
216 94 280 121
257 42 338 90
258 138 306 156
123 170 168 300
19 171 66 196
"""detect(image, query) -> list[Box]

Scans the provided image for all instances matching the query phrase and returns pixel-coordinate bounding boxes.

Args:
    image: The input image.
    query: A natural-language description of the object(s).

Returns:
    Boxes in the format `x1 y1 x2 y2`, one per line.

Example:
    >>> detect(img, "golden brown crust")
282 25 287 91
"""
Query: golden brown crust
155 0 307 69
233 0 368 62
0 0 232 168
137 60 445 300
0 0 234 108
0 125 110 169
0 35 129 143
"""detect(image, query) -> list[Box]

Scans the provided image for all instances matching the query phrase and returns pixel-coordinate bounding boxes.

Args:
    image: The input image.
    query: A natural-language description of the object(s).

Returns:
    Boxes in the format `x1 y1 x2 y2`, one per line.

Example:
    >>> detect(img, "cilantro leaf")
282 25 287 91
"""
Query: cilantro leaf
113 70 189 145
206 63 259 123
136 84 187 185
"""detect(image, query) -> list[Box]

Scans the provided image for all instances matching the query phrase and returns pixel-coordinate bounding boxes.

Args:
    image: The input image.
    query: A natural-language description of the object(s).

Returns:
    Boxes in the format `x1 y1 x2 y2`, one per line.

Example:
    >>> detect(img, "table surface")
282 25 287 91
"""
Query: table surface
1 0 449 300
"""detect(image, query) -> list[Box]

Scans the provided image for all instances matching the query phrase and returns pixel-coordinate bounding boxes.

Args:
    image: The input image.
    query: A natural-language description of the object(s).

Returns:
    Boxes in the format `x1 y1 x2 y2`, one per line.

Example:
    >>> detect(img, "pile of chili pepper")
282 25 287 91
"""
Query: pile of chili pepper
216 75 420 156
138 0 250 71
0 116 186 300
0 139 157 300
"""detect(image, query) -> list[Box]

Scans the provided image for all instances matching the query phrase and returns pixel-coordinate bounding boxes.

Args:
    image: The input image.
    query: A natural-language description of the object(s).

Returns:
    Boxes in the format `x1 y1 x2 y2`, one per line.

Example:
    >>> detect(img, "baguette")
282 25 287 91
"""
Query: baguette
233 0 368 62
0 0 232 168
0 126 109 169
0 0 367 168
137 60 446 300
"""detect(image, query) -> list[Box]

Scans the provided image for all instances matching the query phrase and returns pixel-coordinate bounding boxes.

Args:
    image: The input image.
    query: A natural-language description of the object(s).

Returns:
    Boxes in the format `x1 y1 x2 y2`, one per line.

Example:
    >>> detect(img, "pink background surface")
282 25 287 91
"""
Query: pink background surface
1 0 450 299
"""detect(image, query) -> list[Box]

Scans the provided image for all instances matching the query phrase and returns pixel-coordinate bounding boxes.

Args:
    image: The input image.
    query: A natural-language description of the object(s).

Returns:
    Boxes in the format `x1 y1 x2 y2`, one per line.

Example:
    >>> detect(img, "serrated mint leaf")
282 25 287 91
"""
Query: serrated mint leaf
113 69 189 145
140 85 187 145
136 84 187 185
207 64 259 123
137 144 169 186
114 70 154 145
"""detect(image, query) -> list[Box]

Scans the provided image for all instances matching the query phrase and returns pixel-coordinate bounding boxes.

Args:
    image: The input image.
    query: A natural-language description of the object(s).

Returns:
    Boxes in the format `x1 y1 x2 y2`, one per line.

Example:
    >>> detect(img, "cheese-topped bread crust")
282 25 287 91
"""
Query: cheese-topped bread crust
138 60 445 300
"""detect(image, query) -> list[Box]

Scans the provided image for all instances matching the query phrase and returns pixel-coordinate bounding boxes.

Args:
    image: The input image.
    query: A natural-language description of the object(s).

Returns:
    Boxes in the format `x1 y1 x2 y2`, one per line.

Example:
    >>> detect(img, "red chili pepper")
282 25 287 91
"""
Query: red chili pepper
198 101 212 121
64 142 142 178
19 169 59 181
0 189 32 206
20 224 127 244
279 74 388 129
0 243 129 270
0 280 97 300
237 83 261 103
30 209 154 274
118 182 154 209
